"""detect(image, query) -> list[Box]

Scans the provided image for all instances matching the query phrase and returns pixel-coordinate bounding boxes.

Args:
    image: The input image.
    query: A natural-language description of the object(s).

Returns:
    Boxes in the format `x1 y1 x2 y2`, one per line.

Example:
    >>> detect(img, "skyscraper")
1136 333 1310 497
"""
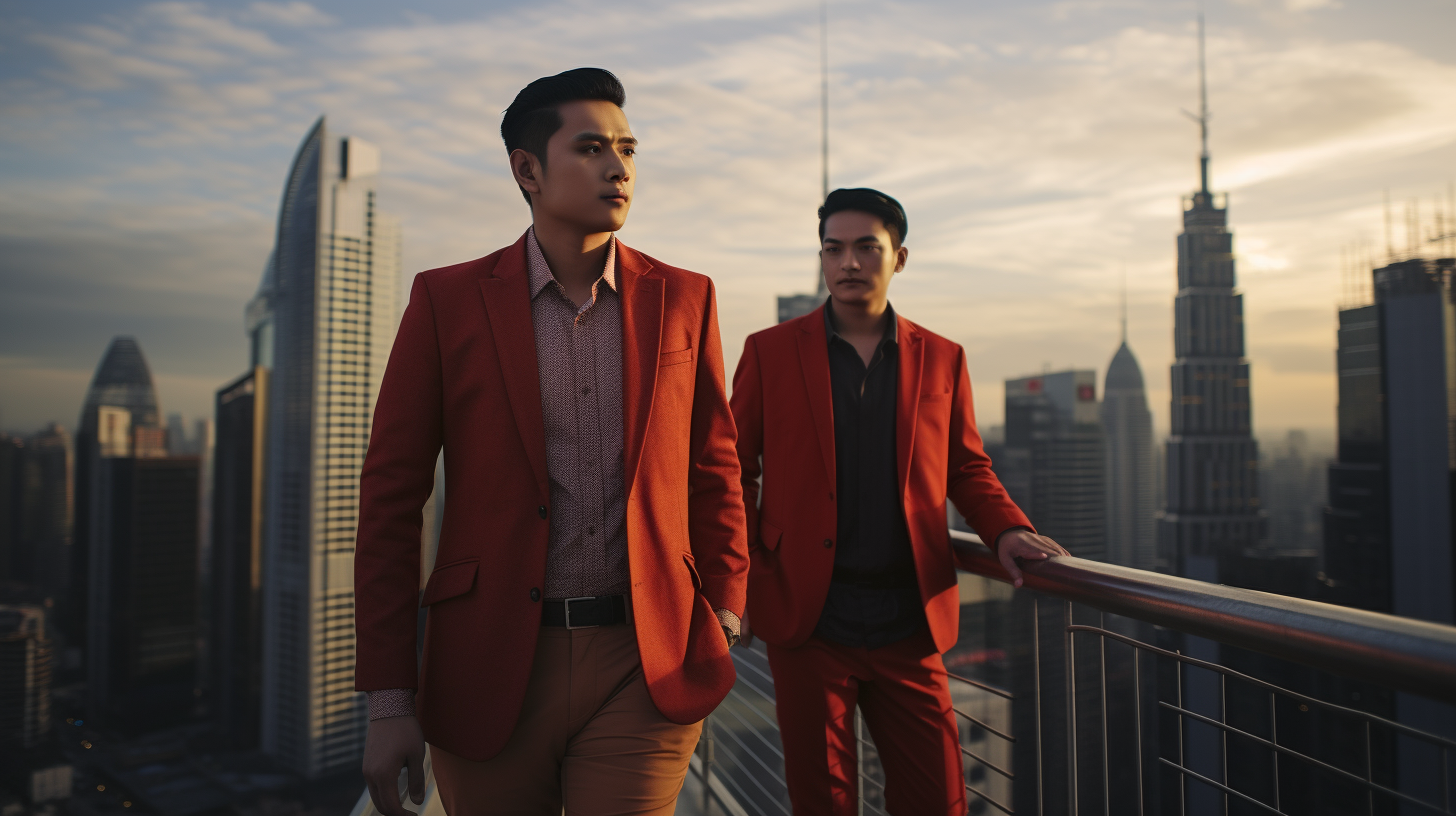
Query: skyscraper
1155 23 1261 584
1101 333 1156 570
1002 370 1106 561
72 338 162 652
1323 257 1454 623
0 605 52 748
87 452 201 732
209 368 268 749
255 118 400 776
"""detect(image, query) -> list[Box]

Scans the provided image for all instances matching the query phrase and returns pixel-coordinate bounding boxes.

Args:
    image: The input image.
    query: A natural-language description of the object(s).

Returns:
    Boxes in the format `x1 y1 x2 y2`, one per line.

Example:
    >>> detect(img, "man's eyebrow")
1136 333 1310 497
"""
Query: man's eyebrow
571 131 638 146
824 235 884 244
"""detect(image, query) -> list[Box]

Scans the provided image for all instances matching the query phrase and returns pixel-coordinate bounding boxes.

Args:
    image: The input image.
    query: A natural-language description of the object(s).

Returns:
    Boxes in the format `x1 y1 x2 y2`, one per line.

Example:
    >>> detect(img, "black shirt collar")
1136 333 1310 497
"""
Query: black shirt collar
824 297 898 348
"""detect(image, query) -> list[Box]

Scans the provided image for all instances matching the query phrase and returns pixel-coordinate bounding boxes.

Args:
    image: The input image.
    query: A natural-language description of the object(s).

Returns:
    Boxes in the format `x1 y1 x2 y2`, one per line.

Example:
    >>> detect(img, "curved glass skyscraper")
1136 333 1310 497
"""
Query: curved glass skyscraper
255 117 401 776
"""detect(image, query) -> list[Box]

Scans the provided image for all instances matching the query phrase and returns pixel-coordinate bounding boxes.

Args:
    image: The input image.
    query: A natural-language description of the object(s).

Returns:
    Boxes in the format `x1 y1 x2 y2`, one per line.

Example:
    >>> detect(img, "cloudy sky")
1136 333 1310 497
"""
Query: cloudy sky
2 0 1454 445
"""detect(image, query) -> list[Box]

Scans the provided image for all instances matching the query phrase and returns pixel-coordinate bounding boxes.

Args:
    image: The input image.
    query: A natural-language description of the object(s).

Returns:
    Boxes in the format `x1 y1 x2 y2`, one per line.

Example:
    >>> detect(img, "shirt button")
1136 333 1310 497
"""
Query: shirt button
823 539 834 549
530 588 540 602
538 505 548 519
828 492 835 501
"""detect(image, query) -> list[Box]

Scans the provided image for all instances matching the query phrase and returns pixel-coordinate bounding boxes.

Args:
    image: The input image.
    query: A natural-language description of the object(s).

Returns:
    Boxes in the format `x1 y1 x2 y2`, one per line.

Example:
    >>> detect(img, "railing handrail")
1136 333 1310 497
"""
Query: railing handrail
950 530 1456 704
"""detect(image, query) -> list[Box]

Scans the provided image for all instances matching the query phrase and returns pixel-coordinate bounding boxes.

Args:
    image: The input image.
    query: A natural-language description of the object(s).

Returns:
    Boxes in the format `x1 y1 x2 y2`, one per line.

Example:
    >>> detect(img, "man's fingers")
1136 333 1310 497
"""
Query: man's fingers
372 767 408 816
407 749 426 804
1000 551 1024 588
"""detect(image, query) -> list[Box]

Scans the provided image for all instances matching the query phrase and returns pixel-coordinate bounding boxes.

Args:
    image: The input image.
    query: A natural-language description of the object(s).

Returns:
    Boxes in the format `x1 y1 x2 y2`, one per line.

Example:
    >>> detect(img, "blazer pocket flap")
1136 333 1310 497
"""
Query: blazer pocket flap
759 521 783 551
919 390 952 401
660 347 695 367
682 553 703 590
421 559 479 606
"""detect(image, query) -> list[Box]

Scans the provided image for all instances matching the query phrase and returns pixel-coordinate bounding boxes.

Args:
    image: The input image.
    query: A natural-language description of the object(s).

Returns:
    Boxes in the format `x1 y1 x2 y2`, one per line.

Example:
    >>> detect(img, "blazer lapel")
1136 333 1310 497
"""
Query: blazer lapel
796 307 837 490
479 233 550 498
896 316 925 503
617 243 663 498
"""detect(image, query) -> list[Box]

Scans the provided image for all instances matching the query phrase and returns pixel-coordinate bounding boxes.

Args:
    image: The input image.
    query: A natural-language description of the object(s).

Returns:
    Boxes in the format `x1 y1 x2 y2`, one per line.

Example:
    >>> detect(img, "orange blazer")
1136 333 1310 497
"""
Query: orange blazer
354 231 748 762
730 304 1031 653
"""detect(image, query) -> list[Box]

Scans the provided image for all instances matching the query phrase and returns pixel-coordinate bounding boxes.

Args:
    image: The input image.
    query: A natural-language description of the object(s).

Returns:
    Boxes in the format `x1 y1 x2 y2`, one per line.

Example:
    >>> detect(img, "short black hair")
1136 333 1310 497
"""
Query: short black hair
500 68 626 204
818 187 908 248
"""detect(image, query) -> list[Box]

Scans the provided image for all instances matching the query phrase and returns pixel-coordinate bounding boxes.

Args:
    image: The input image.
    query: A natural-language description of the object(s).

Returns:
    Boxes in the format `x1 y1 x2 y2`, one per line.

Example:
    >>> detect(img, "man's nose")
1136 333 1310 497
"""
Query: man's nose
605 153 629 182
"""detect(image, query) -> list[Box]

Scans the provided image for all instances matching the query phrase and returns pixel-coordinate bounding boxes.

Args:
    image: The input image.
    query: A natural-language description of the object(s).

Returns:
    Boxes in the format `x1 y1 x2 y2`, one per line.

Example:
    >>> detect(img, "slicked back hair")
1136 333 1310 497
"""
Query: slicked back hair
500 68 627 205
818 188 908 248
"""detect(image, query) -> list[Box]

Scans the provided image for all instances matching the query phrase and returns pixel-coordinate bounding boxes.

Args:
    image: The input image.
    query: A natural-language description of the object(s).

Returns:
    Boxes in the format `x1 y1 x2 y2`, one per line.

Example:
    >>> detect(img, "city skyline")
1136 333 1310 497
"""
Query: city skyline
2 0 1455 440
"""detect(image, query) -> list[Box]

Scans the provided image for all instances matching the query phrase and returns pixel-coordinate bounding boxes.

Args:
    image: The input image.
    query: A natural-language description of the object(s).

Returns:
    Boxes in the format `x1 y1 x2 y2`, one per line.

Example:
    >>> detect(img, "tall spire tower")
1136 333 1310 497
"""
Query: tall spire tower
1156 18 1262 580
778 0 832 321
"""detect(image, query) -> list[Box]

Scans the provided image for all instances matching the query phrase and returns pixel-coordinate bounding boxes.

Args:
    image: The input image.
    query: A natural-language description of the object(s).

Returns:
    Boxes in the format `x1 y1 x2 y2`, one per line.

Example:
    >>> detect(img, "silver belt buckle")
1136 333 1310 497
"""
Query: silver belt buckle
563 596 597 630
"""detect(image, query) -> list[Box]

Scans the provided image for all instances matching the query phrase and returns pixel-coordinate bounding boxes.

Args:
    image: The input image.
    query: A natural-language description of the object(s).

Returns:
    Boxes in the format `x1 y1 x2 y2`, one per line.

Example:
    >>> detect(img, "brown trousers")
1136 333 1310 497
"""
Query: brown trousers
429 620 701 816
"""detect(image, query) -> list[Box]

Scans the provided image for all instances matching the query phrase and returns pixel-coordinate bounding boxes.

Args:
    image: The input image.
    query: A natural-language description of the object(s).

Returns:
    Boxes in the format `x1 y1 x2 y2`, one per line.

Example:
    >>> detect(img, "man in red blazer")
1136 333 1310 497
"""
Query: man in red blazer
355 69 747 816
731 188 1068 816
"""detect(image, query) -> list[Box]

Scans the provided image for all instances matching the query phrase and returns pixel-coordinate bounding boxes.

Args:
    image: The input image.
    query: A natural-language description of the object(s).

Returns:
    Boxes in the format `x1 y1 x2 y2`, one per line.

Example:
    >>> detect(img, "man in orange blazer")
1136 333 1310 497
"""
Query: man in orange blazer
731 188 1068 816
354 68 747 816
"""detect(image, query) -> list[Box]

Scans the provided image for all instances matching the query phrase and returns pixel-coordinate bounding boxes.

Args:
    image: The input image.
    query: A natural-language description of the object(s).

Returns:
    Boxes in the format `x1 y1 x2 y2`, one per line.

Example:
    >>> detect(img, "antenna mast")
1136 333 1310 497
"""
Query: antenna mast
1183 15 1211 196
820 0 829 201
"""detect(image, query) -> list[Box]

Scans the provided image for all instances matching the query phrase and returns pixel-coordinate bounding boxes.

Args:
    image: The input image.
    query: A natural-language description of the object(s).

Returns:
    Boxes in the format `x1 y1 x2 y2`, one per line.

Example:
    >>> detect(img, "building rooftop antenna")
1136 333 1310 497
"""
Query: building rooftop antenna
815 0 830 297
1182 14 1211 196
1120 268 1128 344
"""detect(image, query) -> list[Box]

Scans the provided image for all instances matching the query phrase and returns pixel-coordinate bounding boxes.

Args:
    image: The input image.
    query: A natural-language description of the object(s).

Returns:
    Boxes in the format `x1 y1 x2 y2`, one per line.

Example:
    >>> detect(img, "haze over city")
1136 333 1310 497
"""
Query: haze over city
3 0 1454 440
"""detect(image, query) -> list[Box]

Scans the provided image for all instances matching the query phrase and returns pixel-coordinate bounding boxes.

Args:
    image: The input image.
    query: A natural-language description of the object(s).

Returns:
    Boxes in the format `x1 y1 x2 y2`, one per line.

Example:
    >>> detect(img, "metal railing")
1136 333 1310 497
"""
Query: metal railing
694 531 1456 816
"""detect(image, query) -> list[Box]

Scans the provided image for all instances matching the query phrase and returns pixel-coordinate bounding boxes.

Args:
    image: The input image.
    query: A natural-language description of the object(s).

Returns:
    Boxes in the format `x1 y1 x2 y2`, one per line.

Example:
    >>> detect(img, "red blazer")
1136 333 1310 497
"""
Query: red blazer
730 304 1031 653
354 232 748 762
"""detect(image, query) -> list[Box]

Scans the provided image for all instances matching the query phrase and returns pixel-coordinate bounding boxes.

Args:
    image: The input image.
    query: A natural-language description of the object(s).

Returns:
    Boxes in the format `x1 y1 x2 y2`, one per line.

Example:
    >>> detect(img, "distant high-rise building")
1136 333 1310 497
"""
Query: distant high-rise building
209 368 268 749
0 605 52 748
1002 370 1106 561
72 338 162 651
1323 257 1454 624
1101 333 1156 569
0 435 23 585
1260 430 1326 554
87 448 200 732
1154 37 1261 583
254 118 400 776
1320 256 1456 809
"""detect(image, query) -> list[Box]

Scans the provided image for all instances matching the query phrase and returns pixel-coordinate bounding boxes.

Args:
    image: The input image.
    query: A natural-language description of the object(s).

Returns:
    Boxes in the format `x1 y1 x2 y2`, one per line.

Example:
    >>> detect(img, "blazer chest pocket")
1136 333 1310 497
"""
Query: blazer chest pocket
421 558 479 606
659 347 694 367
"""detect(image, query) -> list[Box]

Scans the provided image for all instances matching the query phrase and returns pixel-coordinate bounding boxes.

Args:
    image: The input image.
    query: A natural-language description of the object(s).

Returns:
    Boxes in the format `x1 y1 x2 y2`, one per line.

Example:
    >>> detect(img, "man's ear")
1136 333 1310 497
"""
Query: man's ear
895 245 909 273
509 148 544 196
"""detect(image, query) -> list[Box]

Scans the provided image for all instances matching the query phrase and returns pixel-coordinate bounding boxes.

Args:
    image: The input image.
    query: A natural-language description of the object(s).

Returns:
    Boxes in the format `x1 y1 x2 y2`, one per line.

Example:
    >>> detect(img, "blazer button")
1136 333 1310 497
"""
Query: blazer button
823 539 833 548
538 505 548 519
530 588 541 602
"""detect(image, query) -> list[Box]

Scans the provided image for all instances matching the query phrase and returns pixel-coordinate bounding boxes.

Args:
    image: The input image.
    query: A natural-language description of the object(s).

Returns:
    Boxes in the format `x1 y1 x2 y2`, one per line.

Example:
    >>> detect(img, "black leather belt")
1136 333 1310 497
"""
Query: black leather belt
831 564 918 590
541 595 628 628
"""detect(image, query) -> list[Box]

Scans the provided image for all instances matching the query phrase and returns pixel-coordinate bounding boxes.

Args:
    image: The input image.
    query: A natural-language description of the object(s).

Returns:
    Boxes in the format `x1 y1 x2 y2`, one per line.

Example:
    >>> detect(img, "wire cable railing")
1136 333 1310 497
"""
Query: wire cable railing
692 530 1456 816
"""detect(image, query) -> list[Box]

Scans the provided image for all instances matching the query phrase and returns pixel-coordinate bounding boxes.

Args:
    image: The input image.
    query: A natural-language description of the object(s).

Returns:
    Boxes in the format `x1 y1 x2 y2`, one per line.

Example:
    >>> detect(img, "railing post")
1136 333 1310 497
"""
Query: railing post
856 708 865 816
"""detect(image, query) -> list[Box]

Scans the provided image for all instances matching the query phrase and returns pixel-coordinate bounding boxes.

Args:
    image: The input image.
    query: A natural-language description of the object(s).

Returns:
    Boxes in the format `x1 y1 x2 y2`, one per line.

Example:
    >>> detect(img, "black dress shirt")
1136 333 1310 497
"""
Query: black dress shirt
813 300 927 650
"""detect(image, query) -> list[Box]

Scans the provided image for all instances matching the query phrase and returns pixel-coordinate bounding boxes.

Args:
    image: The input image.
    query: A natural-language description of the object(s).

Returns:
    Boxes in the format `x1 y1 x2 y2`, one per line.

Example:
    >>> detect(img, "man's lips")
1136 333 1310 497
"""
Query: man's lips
601 192 629 203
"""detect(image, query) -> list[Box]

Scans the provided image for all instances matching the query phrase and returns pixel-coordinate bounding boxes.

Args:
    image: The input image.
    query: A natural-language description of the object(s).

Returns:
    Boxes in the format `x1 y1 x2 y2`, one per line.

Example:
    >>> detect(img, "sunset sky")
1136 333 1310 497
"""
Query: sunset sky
2 0 1454 445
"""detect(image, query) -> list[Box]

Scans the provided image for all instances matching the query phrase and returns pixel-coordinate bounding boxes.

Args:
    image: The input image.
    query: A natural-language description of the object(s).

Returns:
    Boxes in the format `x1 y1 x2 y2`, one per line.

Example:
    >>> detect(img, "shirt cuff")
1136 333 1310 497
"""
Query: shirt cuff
715 607 741 639
367 688 416 721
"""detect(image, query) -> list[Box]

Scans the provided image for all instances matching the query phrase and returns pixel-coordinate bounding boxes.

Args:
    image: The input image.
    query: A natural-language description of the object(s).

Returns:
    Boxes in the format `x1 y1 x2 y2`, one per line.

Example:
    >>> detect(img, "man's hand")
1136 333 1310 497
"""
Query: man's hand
995 528 1070 588
363 715 426 816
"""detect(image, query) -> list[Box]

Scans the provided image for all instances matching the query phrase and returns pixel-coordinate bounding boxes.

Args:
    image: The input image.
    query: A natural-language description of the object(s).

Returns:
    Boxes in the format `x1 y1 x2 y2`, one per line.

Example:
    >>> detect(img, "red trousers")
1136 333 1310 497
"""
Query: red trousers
766 630 966 816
